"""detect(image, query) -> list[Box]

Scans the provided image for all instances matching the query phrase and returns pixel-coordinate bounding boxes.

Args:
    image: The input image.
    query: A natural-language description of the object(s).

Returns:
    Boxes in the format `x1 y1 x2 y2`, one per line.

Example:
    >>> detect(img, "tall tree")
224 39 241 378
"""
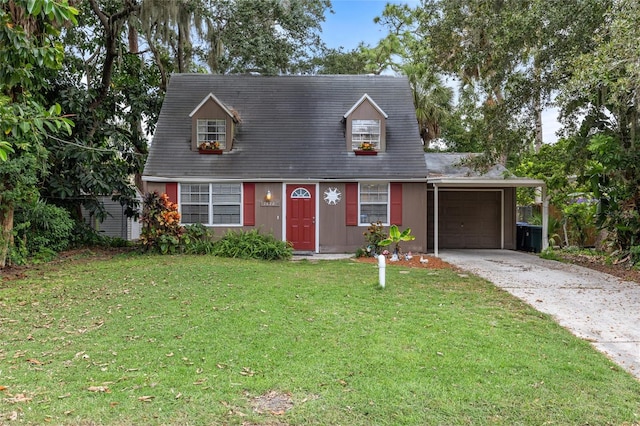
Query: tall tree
0 0 77 267
556 0 640 254
303 46 369 75
42 0 158 221
40 0 332 225
417 0 608 163
365 3 453 150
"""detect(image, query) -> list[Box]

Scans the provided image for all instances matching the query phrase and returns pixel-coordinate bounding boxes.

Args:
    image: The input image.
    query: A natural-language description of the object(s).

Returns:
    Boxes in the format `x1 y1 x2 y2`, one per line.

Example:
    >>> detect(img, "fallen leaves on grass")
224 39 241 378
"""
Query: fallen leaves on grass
240 367 255 376
87 386 110 393
4 393 32 403
138 395 154 402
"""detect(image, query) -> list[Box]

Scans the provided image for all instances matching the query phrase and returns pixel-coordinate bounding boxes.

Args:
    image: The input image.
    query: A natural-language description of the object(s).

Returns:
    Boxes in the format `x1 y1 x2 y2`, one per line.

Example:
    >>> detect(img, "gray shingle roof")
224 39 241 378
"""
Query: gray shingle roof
425 153 509 178
143 74 427 181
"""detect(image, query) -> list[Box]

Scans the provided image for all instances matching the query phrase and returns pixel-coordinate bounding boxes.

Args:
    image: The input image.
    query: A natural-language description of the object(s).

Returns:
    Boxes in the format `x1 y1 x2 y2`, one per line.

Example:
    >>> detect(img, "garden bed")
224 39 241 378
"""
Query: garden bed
355 253 453 269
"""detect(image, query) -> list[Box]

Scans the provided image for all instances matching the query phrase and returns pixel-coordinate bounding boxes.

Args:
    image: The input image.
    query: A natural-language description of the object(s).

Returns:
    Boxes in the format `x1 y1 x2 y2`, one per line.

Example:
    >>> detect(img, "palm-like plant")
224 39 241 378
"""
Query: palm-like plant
378 225 415 255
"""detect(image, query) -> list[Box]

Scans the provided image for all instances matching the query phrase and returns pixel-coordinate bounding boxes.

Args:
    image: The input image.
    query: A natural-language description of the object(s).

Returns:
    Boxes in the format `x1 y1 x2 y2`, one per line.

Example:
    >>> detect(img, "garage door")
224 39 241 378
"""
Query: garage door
438 191 501 249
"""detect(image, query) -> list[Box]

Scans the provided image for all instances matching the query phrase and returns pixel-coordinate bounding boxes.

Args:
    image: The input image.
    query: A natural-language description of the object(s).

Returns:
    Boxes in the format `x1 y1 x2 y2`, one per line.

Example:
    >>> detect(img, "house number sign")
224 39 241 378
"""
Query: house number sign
323 187 342 205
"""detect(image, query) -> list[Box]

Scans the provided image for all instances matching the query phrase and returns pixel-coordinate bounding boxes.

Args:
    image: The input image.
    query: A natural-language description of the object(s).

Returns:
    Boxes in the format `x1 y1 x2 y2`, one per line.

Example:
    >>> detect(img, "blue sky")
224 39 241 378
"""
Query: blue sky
321 1 418 51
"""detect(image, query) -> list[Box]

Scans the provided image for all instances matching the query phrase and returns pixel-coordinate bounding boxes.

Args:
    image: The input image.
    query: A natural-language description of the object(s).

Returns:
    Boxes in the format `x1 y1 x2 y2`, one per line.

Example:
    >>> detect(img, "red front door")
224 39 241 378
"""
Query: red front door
286 184 316 251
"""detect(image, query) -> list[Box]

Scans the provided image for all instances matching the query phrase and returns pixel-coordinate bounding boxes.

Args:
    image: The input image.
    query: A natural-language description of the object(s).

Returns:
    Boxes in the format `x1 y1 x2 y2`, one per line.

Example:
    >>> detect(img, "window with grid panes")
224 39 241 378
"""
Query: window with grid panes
180 183 241 225
197 119 226 148
359 183 388 224
352 119 380 150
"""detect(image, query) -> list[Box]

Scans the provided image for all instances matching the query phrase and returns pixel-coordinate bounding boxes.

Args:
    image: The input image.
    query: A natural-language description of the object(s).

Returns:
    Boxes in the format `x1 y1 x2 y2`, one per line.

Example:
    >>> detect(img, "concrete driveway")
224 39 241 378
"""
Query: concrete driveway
438 249 640 380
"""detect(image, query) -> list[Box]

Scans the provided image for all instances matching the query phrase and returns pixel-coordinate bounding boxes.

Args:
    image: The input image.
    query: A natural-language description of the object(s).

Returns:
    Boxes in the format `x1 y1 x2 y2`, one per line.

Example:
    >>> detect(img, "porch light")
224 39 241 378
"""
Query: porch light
265 190 272 202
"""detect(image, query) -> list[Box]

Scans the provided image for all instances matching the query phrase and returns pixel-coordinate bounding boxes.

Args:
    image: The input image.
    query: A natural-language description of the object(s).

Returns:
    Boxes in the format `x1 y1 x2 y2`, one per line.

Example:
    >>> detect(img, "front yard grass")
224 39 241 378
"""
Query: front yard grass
1 254 639 425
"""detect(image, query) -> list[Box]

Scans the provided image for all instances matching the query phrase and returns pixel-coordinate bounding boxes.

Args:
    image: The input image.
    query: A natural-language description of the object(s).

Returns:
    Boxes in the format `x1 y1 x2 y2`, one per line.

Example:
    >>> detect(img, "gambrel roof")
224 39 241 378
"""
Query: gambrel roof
143 74 426 182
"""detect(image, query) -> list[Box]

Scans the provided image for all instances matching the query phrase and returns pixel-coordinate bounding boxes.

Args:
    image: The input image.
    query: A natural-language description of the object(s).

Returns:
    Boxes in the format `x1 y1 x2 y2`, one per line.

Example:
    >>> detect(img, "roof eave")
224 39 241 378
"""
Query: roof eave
427 178 545 188
143 175 429 183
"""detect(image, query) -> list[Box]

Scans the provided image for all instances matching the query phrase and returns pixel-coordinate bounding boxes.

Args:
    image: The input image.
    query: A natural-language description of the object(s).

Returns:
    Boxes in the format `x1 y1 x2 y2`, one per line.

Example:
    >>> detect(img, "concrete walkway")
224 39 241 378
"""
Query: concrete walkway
438 249 640 380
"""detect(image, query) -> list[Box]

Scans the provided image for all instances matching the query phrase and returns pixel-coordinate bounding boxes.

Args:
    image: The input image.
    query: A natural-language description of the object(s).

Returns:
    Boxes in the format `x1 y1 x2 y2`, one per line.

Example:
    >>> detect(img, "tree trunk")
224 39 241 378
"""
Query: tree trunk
0 201 15 268
534 94 543 153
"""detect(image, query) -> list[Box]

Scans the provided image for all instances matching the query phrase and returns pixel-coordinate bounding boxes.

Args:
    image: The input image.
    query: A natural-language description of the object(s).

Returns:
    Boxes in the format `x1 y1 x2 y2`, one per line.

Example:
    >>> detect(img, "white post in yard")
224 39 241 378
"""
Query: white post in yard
434 184 439 257
542 185 549 251
378 254 386 288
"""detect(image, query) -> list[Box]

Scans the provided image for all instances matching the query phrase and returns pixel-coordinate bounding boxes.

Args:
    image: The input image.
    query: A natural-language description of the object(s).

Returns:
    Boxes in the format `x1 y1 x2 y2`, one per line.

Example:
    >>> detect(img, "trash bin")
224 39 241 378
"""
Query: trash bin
516 222 542 253
528 225 542 253
516 222 527 251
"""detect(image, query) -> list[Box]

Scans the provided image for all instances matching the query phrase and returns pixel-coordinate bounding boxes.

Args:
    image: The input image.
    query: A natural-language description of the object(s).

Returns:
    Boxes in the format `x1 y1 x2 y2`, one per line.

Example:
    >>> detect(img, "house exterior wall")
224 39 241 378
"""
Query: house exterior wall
317 182 426 253
145 182 167 196
253 182 283 238
142 181 428 254
400 182 428 253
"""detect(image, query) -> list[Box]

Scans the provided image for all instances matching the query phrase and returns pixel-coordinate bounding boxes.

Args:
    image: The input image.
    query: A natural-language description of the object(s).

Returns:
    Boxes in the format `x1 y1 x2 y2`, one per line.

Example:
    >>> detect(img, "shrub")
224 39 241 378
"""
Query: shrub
139 192 185 254
630 245 640 267
212 229 293 260
13 200 74 258
183 224 215 254
360 221 387 256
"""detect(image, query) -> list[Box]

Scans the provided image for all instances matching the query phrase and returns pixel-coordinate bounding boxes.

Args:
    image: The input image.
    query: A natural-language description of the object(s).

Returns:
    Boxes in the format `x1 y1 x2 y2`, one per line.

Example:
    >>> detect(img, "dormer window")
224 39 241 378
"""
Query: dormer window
344 94 388 153
197 119 226 149
190 93 239 153
352 119 380 151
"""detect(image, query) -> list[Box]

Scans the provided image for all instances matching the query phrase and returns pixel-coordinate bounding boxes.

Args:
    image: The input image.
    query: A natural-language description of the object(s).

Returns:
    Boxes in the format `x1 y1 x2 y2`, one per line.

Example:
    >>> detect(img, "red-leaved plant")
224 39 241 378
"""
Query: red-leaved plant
140 191 185 254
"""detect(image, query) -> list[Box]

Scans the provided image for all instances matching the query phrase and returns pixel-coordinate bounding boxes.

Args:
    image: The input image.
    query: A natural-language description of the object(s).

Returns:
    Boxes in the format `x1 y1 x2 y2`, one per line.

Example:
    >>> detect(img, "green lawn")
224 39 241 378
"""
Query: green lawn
1 254 639 425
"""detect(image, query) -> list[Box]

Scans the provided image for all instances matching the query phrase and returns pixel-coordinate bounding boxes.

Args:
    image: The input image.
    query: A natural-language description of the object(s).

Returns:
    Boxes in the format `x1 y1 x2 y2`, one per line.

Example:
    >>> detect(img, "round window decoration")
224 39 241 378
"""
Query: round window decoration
323 187 342 205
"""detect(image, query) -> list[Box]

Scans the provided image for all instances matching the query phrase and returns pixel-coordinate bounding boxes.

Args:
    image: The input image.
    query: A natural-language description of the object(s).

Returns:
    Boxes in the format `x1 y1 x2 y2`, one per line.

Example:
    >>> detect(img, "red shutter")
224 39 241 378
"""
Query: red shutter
165 182 178 203
390 182 402 225
243 183 256 226
345 183 358 226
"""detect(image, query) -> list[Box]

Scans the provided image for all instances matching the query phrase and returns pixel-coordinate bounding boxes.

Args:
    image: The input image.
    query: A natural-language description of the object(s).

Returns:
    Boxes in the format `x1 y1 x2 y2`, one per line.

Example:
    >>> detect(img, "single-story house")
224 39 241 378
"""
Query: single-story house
142 74 546 255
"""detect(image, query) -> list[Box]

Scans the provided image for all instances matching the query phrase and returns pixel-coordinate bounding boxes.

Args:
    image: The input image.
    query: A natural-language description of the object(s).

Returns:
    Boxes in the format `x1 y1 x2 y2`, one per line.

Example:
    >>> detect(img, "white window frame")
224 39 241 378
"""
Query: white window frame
179 183 242 226
352 119 381 150
197 119 226 149
358 182 389 226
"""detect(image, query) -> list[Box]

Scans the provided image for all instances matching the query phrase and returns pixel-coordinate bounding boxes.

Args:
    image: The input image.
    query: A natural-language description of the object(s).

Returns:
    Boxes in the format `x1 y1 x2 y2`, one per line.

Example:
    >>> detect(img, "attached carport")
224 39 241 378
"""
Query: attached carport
425 153 547 257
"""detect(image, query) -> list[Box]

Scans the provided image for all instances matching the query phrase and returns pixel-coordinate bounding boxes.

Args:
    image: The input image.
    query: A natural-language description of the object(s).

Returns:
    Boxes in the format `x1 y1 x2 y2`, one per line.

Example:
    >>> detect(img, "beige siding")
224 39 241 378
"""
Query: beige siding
253 183 282 239
144 182 167 195
318 182 427 254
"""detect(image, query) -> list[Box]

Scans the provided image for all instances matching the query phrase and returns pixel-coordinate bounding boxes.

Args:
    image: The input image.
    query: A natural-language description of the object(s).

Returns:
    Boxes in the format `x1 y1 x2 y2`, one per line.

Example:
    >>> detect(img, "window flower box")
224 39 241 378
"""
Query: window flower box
198 141 223 154
199 148 223 154
355 142 377 155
